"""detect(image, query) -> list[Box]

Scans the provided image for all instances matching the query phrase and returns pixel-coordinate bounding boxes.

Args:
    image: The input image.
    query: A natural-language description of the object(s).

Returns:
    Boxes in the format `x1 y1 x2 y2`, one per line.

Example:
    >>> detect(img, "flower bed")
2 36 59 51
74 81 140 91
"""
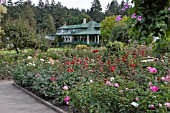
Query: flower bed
12 47 170 113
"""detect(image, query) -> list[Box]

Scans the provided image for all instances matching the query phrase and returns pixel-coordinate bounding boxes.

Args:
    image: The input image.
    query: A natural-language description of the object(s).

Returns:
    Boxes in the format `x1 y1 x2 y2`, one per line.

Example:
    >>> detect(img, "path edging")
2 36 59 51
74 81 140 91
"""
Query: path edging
13 83 69 113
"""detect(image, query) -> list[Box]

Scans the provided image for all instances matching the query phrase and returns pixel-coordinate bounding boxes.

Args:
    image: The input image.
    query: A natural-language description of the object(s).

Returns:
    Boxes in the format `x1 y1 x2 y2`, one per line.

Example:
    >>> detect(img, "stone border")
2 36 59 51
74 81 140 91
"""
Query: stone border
13 83 69 113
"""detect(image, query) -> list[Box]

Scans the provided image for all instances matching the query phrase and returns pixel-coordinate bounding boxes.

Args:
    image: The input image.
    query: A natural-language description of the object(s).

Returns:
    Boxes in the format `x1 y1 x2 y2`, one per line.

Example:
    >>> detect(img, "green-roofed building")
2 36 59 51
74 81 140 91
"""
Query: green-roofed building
47 19 101 46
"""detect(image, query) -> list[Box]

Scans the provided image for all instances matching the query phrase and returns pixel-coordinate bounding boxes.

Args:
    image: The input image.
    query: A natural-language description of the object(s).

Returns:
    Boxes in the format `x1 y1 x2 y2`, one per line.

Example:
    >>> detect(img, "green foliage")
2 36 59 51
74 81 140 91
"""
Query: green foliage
0 53 15 79
69 78 140 113
0 5 7 47
106 41 125 56
20 2 36 29
129 0 170 46
3 20 36 53
32 74 60 98
101 16 130 44
0 5 7 22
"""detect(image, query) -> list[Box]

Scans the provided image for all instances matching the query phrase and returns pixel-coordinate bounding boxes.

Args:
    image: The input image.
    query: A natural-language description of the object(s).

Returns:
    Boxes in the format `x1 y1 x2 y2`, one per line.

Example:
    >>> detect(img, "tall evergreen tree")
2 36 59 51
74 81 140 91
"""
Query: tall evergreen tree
89 0 104 22
45 0 49 6
105 0 120 16
38 0 44 9
7 0 13 6
20 1 36 29
35 0 48 33
50 0 55 6
45 14 56 33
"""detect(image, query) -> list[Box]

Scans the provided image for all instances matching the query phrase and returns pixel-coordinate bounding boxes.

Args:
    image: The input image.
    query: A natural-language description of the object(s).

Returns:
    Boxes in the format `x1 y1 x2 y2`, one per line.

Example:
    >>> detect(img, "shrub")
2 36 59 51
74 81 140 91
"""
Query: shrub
75 44 88 50
106 41 125 56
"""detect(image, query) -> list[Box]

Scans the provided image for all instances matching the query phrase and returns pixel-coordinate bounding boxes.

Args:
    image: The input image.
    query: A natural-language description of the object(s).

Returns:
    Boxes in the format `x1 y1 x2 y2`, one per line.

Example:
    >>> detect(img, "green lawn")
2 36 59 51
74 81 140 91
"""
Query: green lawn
0 48 66 55
0 50 16 54
48 47 66 51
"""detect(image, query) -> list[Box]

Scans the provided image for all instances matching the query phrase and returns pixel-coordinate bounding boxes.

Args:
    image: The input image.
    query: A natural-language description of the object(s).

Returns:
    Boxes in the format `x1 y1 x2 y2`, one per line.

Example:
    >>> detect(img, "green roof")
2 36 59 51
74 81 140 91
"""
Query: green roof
57 20 101 35
76 21 100 35
59 23 88 29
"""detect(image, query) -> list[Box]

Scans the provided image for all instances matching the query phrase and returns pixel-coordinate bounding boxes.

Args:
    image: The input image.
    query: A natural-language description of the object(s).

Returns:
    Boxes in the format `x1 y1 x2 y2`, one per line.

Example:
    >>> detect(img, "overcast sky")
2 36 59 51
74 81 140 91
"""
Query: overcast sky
13 0 125 11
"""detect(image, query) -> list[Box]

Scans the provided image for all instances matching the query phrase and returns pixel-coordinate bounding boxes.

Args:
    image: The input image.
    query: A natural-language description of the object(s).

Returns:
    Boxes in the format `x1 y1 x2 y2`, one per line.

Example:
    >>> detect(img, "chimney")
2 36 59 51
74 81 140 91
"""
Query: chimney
83 18 86 24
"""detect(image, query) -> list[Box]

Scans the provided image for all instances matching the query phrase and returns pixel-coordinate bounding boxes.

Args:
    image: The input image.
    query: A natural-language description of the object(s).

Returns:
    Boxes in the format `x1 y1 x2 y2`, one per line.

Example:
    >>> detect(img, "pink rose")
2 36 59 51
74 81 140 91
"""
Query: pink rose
165 75 170 82
135 97 140 101
161 77 165 81
106 81 112 86
149 82 152 86
114 83 119 87
150 105 155 109
64 96 70 104
88 69 93 73
150 86 159 92
63 86 69 90
165 102 170 107
148 68 157 73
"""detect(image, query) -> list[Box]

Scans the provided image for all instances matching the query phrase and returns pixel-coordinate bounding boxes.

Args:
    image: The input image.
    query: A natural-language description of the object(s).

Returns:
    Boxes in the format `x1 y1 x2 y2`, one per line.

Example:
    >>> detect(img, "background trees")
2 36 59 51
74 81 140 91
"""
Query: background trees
1 0 132 51
2 20 37 54
88 0 104 22
0 5 7 47
2 0 128 33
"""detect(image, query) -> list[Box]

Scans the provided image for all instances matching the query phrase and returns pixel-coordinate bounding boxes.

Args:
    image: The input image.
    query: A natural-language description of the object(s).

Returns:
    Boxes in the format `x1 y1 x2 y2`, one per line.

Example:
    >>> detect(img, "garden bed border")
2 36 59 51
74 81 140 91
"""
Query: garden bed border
13 83 69 113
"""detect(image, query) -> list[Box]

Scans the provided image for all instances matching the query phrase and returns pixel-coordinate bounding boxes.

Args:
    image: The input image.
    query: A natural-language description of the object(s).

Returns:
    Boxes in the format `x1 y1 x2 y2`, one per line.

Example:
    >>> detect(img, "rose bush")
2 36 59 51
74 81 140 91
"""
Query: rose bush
10 45 169 113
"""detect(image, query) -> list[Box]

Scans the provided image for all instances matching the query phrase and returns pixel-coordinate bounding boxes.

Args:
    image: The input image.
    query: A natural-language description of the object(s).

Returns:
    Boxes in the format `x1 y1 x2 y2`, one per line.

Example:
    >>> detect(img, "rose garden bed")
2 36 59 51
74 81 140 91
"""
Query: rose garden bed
10 46 170 113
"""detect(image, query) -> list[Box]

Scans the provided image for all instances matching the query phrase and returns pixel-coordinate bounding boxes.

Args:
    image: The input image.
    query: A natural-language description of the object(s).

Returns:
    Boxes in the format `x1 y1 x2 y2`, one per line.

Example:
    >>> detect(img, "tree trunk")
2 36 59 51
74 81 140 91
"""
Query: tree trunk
14 45 19 54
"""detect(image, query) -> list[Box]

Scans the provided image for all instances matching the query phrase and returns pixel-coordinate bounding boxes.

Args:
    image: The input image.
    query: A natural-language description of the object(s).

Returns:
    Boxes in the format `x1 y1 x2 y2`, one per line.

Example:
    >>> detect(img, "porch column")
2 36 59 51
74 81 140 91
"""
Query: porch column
63 36 66 42
87 35 89 44
94 36 96 43
70 36 72 42
97 35 99 44
80 36 82 42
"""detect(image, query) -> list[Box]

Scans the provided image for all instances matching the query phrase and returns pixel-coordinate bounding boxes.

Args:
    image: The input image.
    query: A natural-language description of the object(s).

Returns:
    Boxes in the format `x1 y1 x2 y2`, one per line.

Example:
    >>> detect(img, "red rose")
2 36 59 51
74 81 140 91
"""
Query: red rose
71 61 75 65
110 66 116 72
97 56 101 58
67 68 74 72
73 57 77 60
50 77 55 81
134 55 137 59
99 68 103 72
85 57 89 60
67 62 71 65
142 50 145 56
107 61 111 65
93 50 99 53
130 64 136 67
